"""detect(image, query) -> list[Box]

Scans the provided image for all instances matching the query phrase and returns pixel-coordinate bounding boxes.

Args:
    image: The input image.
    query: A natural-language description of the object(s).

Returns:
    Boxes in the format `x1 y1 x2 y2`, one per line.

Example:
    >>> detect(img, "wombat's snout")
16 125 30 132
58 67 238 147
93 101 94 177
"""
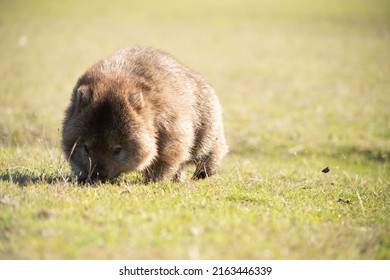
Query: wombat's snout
77 163 109 183
91 164 108 182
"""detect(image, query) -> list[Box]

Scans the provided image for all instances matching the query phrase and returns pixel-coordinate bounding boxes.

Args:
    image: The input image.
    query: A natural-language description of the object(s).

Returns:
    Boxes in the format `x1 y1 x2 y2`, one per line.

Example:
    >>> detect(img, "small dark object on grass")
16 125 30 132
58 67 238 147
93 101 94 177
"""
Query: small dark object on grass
337 198 352 205
322 167 330 173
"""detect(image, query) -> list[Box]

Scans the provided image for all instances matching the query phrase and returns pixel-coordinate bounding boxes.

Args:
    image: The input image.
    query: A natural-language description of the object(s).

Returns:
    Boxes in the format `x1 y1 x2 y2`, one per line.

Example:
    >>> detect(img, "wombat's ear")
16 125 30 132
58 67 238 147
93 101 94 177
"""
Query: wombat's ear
128 92 144 110
75 85 91 108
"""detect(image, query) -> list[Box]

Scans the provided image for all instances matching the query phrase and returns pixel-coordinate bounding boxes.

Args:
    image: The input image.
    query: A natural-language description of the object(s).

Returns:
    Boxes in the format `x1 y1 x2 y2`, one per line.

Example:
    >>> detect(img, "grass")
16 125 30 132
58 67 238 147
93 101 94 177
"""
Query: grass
1 0 389 259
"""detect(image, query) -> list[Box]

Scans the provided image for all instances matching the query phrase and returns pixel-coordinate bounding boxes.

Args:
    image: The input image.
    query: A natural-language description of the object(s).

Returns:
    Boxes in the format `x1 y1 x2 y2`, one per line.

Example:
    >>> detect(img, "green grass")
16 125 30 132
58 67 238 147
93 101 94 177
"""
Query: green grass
1 0 389 259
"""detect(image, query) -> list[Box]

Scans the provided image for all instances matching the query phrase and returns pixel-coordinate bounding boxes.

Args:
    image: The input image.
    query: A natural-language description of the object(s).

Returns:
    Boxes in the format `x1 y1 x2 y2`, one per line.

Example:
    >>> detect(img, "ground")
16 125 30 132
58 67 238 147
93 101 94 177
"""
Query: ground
0 0 389 259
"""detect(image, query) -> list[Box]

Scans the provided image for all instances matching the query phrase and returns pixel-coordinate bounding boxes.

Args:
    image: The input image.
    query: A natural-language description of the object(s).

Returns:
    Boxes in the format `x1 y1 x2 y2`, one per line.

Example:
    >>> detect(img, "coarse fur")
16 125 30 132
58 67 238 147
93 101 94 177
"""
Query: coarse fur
62 47 228 183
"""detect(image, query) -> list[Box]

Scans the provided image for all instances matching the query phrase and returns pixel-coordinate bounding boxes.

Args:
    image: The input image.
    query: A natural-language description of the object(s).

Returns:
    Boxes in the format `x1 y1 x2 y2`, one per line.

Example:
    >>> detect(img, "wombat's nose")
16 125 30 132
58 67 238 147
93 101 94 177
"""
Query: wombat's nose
92 164 108 181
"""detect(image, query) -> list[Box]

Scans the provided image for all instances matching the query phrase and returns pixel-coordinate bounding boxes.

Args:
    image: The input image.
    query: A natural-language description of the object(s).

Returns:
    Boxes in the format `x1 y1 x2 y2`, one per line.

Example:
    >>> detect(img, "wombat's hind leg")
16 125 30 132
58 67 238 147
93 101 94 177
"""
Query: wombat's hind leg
192 138 227 180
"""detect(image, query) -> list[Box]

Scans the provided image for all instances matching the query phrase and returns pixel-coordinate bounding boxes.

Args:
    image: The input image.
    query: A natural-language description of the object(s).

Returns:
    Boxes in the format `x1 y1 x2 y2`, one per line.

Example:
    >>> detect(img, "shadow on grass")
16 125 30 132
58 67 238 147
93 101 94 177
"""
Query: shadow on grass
0 169 71 187
0 169 143 187
338 146 390 163
229 141 390 162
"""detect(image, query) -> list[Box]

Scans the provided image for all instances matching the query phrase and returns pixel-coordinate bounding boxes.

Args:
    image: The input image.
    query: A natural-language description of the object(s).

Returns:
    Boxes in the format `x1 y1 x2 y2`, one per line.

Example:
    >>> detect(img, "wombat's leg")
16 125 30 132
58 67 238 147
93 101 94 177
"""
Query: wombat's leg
192 137 227 180
143 126 193 183
143 160 183 183
173 164 187 183
192 156 214 180
142 168 156 183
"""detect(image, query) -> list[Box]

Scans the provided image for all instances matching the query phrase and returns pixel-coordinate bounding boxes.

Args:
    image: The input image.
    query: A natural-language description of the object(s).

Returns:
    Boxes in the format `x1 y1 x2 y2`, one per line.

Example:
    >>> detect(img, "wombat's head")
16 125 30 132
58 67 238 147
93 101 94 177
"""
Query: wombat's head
62 80 156 183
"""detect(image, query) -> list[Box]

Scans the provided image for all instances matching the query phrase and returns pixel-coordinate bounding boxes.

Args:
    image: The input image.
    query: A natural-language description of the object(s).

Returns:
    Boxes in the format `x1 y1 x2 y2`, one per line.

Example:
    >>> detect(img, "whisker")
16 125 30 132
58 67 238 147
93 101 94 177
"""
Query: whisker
86 157 97 182
67 137 81 161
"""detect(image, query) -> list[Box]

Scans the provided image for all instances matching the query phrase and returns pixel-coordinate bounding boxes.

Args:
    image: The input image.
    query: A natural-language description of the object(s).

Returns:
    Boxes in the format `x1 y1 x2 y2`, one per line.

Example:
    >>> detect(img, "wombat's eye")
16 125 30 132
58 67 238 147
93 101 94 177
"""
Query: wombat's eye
84 144 90 154
113 146 122 156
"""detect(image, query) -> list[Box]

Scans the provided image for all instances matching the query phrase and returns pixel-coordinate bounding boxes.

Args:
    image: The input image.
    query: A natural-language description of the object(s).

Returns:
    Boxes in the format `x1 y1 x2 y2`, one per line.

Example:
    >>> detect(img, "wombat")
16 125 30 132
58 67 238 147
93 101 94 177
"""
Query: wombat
62 47 227 183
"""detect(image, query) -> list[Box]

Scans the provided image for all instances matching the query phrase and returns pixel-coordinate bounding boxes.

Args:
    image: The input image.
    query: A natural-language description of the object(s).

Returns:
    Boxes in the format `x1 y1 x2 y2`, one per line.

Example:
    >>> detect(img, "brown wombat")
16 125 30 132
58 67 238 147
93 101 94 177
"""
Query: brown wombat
62 47 227 183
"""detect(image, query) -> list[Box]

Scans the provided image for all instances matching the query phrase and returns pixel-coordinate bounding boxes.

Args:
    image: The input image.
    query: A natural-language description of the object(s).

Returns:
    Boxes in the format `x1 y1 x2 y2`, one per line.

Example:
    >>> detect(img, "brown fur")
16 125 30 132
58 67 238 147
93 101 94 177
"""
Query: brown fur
62 47 227 183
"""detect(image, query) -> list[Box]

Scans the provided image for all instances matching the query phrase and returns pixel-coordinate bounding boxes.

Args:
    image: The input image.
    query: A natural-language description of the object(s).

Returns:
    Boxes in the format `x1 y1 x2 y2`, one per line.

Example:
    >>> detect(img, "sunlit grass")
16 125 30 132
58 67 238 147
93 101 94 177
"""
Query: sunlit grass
0 0 389 259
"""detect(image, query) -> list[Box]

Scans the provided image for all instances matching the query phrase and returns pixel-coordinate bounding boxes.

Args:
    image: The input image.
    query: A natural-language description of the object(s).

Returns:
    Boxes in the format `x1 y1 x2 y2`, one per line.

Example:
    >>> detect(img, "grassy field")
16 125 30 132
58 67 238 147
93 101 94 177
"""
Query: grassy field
1 0 389 259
